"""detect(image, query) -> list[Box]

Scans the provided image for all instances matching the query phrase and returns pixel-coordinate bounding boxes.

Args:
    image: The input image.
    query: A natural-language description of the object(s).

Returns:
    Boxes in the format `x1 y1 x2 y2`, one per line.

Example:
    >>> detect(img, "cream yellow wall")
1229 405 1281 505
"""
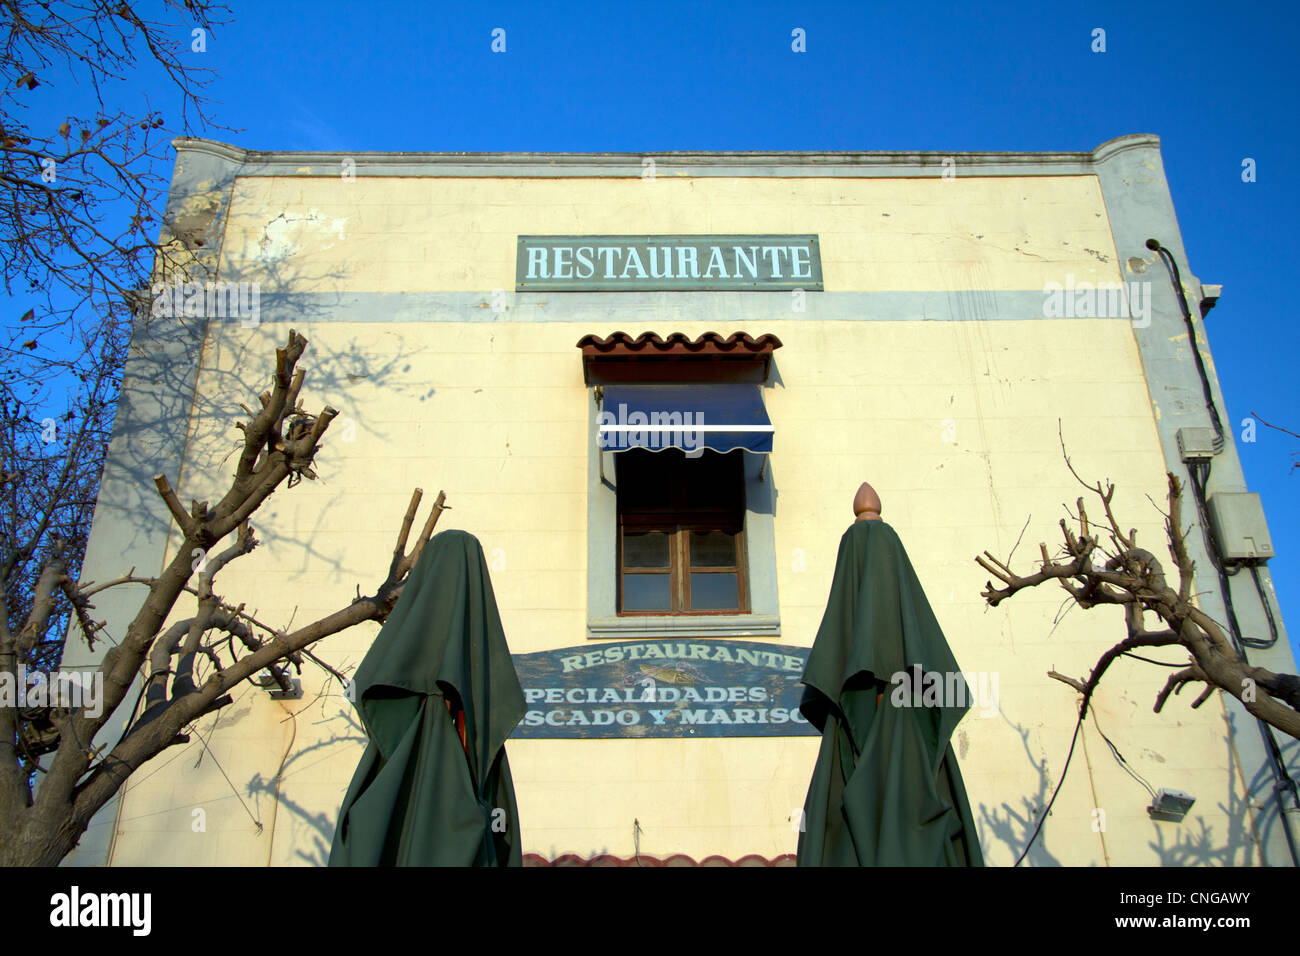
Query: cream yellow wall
221 174 1117 294
105 172 1254 867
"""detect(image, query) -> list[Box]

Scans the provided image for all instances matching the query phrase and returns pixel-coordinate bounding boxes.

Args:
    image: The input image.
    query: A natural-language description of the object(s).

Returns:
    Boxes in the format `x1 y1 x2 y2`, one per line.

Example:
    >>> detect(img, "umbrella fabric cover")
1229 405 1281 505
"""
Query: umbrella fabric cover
329 530 526 866
798 520 983 866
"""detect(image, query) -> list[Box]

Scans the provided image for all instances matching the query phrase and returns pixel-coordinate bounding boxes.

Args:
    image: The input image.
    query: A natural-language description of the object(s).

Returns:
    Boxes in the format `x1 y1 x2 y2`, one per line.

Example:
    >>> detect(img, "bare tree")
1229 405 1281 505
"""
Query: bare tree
2 1 231 684
0 328 450 866
2 1 226 332
0 3 460 868
976 455 1300 741
1249 411 1299 472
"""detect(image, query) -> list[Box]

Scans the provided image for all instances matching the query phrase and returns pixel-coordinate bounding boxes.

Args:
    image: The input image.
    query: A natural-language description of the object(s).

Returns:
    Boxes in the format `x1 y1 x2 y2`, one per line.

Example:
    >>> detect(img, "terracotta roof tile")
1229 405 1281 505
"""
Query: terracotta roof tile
576 332 782 384
576 331 783 354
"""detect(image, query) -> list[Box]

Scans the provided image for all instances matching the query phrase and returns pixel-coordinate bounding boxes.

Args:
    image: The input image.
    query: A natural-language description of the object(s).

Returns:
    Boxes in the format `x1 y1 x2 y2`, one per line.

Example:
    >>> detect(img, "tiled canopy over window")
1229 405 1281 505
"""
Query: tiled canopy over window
577 331 783 384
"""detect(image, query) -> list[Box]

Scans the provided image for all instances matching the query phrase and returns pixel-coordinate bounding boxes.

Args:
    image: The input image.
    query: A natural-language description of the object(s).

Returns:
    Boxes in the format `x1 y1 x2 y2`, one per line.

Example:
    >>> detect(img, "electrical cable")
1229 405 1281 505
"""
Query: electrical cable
1178 412 1298 865
187 723 262 833
116 673 150 743
1013 240 1295 866
1147 239 1225 443
1249 564 1280 647
1015 709 1084 867
1121 652 1187 668
1015 672 1181 864
1091 711 1158 801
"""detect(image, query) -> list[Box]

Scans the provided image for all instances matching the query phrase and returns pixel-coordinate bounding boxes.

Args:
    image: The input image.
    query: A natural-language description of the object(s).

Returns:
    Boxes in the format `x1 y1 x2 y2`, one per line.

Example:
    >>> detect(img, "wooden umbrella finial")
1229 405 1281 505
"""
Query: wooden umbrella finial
853 481 882 522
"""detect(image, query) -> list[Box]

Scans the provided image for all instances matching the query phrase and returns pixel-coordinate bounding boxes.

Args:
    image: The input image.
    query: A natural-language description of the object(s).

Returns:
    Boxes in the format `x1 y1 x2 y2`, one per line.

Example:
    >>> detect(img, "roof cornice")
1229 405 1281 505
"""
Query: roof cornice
170 134 1161 179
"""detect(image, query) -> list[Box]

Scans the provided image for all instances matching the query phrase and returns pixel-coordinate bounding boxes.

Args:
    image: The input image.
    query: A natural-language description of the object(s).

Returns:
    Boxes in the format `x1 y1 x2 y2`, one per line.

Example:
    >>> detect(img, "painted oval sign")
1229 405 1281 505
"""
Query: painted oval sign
510 640 817 738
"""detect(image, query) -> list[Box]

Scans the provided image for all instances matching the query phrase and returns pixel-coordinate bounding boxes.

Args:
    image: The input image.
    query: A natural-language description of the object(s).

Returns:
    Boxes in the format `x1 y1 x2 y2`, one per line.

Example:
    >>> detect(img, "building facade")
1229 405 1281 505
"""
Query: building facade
63 135 1297 866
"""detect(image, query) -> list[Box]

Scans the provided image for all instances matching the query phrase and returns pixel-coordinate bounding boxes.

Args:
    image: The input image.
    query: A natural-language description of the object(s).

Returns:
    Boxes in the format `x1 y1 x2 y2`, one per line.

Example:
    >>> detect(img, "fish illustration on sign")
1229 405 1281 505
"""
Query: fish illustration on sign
622 662 705 686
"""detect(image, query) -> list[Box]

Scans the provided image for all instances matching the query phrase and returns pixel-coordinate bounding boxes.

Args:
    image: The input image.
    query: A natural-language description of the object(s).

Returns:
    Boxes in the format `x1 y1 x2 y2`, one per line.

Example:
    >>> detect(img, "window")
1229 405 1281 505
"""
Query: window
616 449 748 614
579 332 783 640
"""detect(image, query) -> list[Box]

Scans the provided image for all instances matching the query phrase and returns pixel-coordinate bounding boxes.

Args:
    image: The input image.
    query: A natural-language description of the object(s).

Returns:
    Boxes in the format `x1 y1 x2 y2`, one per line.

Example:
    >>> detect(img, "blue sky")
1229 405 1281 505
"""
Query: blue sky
29 1 1300 655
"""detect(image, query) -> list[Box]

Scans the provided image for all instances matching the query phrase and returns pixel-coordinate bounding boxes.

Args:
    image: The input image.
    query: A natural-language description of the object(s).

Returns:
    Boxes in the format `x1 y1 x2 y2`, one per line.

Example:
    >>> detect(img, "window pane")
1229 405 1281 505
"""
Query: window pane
623 573 671 610
690 531 737 567
690 573 739 610
624 532 670 568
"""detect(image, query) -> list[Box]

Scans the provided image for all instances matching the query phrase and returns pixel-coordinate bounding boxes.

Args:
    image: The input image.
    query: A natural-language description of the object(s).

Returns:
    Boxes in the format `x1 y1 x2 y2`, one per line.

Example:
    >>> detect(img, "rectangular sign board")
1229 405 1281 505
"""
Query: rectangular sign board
516 234 823 291
510 640 818 738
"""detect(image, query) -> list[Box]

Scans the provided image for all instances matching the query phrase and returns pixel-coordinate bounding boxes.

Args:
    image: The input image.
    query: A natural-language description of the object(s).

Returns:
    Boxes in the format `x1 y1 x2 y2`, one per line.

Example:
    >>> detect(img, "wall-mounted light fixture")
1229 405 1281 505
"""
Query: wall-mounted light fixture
1148 788 1196 823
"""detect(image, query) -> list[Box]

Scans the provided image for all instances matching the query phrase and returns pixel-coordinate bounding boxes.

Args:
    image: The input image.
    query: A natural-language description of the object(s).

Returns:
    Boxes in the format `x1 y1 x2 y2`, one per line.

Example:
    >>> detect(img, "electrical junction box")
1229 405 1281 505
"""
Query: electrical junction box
1148 788 1196 823
1177 426 1221 462
1206 492 1275 561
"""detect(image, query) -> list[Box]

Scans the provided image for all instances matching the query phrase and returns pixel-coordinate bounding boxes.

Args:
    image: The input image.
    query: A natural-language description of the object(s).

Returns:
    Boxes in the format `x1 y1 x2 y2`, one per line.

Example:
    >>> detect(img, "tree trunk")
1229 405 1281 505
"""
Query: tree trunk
0 805 85 867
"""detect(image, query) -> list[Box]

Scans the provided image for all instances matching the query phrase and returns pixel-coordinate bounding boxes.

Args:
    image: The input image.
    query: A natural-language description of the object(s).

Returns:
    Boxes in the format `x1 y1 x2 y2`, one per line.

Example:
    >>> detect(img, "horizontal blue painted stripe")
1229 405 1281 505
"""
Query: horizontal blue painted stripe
204 289 1145 325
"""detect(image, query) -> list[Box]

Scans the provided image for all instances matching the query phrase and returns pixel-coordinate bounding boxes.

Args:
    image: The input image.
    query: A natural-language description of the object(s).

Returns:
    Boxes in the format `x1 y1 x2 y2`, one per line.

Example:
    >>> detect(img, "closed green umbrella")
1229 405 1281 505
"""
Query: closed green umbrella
329 529 525 866
797 485 983 866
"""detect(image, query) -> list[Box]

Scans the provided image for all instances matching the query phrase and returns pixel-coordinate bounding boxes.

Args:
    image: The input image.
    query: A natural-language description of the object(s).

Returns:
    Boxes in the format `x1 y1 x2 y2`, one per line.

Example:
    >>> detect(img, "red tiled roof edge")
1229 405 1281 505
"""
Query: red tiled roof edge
522 852 797 867
575 331 783 354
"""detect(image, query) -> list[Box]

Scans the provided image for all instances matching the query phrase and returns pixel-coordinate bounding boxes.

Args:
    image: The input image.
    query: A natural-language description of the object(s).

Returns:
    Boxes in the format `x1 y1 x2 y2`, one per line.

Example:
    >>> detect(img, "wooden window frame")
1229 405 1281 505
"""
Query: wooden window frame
618 521 749 615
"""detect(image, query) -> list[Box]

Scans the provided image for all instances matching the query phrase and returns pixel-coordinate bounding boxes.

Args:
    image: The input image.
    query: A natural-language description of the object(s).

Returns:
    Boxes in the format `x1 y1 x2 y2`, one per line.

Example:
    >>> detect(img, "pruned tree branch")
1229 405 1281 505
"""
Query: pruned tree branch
1 330 451 865
978 450 1300 741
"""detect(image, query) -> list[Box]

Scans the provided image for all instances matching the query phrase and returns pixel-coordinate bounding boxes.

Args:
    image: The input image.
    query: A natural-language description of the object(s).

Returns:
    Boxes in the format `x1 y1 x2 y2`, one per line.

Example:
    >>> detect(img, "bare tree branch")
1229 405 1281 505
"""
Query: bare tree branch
978 455 1300 741
0 326 452 865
